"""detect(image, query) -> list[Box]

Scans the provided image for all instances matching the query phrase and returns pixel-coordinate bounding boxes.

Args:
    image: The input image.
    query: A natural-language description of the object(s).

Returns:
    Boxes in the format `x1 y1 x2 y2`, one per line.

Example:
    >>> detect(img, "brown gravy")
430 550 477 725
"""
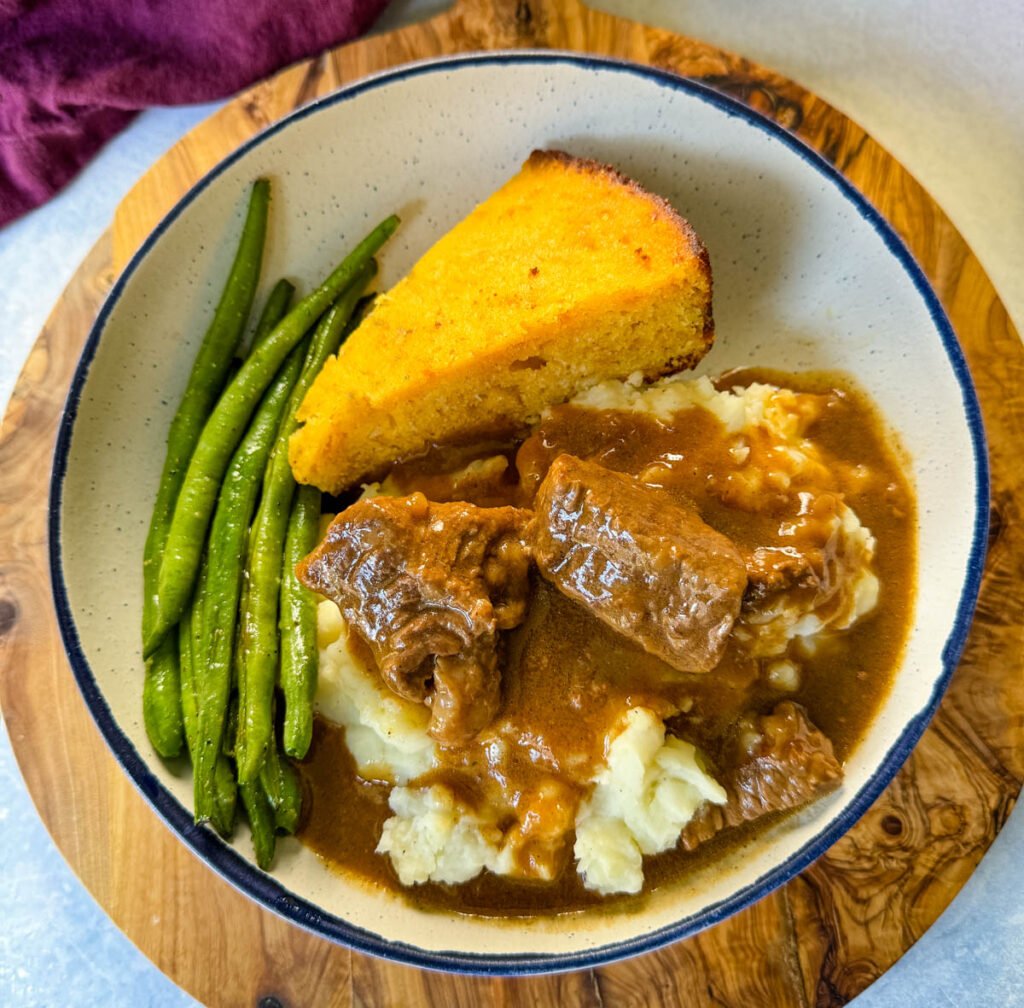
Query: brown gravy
295 369 916 915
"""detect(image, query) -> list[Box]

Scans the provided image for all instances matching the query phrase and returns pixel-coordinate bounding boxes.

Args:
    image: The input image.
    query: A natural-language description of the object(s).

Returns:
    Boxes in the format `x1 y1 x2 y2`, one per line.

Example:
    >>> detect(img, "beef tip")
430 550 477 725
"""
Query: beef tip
297 492 532 745
530 454 748 674
743 546 825 606
741 493 844 609
679 701 842 851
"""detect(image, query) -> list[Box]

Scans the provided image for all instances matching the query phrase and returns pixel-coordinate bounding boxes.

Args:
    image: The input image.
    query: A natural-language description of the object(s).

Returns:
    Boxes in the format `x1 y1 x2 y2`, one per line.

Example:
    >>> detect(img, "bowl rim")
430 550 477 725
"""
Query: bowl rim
48 49 990 976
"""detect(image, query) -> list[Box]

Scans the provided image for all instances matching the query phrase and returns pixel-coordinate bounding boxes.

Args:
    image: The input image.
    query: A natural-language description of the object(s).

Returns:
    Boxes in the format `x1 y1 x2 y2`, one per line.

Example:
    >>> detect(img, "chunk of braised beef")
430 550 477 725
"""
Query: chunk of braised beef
530 454 748 674
741 493 844 610
679 701 842 851
296 493 532 745
742 546 826 606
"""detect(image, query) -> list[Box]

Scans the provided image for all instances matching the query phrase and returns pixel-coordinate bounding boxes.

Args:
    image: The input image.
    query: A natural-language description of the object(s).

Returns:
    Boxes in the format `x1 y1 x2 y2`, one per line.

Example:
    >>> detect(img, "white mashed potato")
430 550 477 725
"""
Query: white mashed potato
376 785 503 886
316 600 436 785
574 708 728 895
316 616 727 893
573 372 821 441
315 373 880 895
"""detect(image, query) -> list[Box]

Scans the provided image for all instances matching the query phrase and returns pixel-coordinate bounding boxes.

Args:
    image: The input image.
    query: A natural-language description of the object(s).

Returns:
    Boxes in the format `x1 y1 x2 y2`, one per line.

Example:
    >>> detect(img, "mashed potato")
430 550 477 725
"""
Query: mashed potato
737 503 879 657
573 372 824 442
376 785 503 886
316 600 436 785
574 708 728 894
315 373 880 896
317 611 727 894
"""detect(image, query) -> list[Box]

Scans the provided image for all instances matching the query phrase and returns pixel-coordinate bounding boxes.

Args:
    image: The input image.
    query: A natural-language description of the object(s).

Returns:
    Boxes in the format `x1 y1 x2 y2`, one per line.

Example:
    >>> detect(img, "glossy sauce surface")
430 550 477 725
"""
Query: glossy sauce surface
296 369 916 916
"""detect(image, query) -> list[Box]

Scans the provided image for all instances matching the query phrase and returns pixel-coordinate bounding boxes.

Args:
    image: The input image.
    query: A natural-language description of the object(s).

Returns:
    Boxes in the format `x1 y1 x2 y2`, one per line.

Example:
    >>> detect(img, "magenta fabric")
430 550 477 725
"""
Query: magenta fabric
0 0 391 226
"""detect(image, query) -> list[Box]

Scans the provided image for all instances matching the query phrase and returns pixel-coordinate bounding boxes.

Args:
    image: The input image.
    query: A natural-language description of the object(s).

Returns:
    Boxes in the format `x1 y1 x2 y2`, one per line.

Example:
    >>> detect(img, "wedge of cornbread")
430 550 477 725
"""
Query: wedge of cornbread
289 150 714 493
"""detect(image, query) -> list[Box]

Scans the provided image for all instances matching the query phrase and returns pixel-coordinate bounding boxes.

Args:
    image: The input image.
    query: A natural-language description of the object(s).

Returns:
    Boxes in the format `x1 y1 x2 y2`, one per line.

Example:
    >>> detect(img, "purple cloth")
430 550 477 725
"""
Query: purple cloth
0 0 391 226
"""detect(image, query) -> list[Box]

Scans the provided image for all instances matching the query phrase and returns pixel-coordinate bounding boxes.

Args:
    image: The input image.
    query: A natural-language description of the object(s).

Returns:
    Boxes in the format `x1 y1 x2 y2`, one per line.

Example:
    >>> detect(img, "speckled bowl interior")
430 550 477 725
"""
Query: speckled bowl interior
51 53 987 973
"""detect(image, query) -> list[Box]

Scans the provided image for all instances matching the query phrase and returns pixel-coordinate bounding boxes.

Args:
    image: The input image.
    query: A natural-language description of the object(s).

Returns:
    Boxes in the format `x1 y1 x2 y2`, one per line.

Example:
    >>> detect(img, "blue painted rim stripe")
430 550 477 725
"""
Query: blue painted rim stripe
49 50 990 976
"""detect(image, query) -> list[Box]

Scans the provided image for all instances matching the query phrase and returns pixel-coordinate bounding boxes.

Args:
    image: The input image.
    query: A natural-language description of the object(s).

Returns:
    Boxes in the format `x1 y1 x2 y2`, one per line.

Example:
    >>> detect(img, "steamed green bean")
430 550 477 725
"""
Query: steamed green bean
141 179 270 754
146 216 399 656
192 280 297 824
235 267 374 782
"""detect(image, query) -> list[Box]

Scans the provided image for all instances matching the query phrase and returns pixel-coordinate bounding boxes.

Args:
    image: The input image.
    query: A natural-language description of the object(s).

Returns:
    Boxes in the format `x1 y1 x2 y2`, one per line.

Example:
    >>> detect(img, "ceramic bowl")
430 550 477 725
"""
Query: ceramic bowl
50 52 988 973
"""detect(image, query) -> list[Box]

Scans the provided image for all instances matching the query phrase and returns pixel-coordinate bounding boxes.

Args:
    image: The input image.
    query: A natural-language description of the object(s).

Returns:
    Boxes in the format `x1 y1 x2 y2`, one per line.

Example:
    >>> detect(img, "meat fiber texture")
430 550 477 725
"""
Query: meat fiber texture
315 601 436 786
298 494 532 745
316 604 504 886
531 454 748 674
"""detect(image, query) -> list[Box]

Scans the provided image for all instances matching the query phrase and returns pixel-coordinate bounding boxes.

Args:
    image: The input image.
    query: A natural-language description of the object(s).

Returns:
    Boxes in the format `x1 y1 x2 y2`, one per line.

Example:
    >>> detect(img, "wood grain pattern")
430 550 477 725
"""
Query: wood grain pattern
2 1 1022 1005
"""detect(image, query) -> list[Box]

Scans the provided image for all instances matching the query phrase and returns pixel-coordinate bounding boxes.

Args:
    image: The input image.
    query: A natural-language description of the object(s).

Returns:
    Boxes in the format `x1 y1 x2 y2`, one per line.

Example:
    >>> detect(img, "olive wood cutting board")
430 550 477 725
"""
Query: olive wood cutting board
2 1 1022 1005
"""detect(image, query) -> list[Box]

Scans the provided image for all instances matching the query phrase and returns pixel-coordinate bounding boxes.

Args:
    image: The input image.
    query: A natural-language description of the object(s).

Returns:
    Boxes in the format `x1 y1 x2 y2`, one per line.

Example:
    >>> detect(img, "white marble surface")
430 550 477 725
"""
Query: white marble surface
1 1 1021 1004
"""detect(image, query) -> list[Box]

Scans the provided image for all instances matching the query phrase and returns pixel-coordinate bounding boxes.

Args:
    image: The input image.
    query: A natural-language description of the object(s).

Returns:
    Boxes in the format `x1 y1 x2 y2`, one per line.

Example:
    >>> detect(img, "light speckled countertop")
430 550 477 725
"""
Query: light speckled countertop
2 2 1022 1004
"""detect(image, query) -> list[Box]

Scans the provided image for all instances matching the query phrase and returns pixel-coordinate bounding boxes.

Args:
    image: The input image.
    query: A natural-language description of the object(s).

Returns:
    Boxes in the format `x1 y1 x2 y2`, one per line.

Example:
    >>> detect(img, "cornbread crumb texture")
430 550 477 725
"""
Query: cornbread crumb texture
289 150 713 493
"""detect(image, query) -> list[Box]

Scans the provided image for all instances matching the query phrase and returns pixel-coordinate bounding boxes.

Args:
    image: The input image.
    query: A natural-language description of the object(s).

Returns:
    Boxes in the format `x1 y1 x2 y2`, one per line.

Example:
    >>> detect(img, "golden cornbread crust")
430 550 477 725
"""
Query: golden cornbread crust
529 151 716 359
290 150 715 493
526 150 710 268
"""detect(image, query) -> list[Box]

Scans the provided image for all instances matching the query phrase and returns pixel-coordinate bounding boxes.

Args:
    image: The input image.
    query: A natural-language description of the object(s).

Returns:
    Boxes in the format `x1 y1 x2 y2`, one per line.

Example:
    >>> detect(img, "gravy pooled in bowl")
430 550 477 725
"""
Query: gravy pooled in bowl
294 367 915 913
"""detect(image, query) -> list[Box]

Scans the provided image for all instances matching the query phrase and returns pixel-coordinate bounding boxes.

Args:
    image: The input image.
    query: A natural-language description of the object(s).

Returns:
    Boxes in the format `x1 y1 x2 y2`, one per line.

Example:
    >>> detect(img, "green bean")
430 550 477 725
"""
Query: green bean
180 557 237 836
178 603 198 755
142 638 183 758
223 693 238 759
190 552 206 676
260 727 303 834
275 269 374 761
210 755 238 838
142 179 270 752
146 216 399 655
250 278 297 354
234 267 375 783
194 319 304 824
280 482 321 758
240 778 277 870
143 180 270 627
231 343 309 787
